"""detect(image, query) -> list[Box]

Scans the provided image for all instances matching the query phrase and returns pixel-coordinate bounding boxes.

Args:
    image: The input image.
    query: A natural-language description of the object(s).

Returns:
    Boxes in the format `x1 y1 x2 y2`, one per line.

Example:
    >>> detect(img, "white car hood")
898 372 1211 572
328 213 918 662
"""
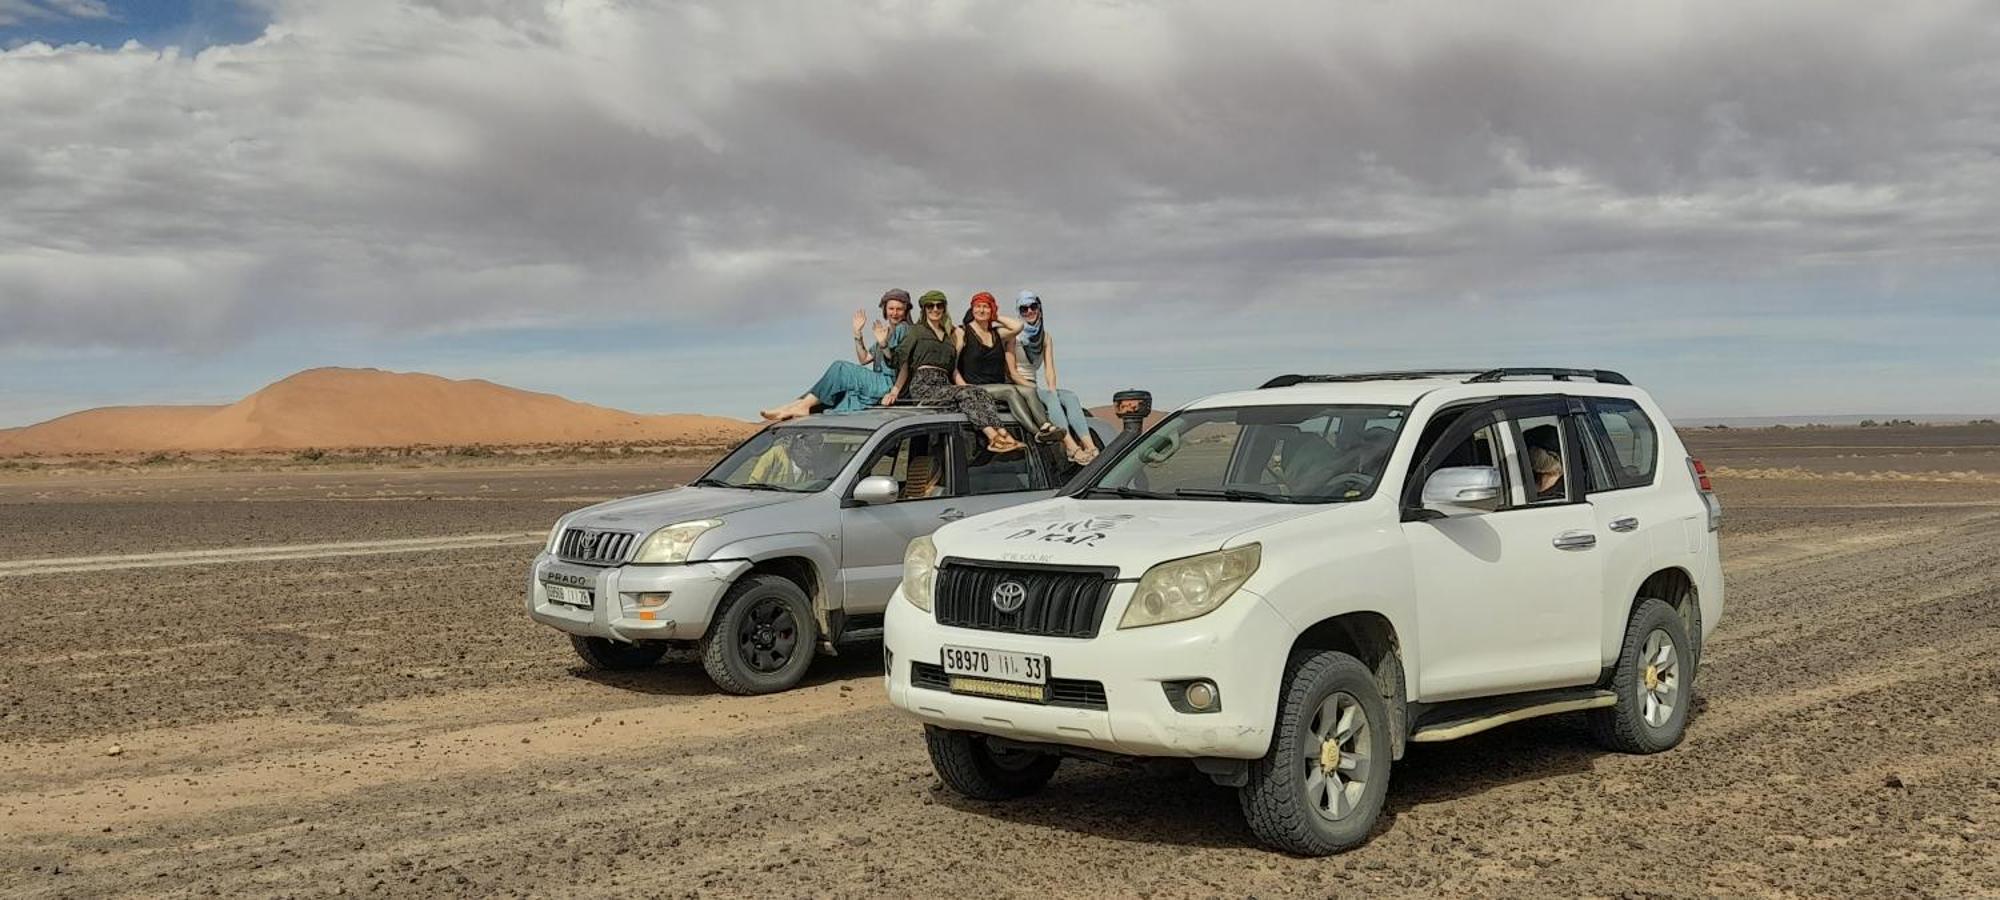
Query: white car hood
933 497 1312 576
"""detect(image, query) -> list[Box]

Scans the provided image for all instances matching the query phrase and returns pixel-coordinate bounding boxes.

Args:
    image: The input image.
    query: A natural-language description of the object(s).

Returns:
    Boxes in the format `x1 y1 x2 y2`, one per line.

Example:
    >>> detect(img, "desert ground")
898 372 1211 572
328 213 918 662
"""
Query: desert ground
2 426 1996 898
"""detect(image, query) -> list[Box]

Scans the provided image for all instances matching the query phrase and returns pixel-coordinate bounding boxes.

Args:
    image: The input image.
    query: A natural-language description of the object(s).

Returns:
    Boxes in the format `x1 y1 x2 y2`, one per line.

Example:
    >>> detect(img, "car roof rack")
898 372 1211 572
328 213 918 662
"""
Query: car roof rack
1260 370 1485 389
1261 367 1632 389
1464 367 1631 385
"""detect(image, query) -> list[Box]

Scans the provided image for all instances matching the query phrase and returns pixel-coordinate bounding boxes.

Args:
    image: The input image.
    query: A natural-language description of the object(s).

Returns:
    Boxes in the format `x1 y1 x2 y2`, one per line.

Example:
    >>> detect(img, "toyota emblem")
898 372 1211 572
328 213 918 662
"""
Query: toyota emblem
990 580 1028 614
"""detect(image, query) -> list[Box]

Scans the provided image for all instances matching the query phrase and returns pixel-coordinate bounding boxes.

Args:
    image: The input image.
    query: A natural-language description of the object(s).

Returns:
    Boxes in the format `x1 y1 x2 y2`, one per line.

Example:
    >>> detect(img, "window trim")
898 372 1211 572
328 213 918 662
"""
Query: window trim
1579 397 1660 492
953 424 1052 496
841 424 959 507
1404 396 1594 520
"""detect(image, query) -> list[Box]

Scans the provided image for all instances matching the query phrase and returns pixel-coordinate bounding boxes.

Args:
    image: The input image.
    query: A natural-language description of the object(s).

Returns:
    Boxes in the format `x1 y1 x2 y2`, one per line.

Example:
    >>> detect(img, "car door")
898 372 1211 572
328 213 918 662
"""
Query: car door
1575 396 1674 663
838 425 964 615
1399 397 1606 701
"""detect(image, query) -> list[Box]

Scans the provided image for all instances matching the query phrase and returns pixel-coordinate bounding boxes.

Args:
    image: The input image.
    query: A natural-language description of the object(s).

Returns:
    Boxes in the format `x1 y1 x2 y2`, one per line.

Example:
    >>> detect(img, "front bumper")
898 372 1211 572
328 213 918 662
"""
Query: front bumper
884 582 1292 760
525 553 751 643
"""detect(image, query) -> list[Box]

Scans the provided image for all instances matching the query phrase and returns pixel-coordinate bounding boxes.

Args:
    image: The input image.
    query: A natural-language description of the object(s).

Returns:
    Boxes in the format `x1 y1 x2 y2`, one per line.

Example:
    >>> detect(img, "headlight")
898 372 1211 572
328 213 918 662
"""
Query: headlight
631 520 723 564
1119 544 1261 629
902 536 938 612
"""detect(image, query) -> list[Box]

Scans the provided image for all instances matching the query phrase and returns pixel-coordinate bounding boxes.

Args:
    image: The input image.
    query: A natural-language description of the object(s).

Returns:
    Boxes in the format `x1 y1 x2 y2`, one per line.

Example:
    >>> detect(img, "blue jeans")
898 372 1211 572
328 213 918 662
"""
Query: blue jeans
1035 387 1094 445
807 361 894 412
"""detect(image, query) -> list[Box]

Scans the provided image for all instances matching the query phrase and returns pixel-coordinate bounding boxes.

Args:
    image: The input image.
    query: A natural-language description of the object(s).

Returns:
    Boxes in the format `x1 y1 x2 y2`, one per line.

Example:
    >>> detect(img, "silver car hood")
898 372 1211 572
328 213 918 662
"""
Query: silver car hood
565 486 798 531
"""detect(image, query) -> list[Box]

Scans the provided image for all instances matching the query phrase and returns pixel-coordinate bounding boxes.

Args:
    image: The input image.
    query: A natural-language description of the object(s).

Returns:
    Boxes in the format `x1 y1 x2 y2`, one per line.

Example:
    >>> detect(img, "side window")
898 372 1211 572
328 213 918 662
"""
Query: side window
1587 399 1659 488
862 430 953 501
1511 413 1572 504
961 426 1046 495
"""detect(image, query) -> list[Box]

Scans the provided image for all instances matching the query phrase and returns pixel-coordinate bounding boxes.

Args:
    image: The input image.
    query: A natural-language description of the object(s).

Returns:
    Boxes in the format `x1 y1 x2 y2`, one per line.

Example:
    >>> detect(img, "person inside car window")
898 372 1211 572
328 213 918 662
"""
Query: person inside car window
1523 424 1565 500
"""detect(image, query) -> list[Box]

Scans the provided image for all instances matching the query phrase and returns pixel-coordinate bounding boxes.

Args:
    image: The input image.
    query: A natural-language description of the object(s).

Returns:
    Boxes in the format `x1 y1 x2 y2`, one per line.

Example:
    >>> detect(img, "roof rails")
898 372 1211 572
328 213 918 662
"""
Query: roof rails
1465 367 1630 385
1260 370 1485 389
1260 367 1631 389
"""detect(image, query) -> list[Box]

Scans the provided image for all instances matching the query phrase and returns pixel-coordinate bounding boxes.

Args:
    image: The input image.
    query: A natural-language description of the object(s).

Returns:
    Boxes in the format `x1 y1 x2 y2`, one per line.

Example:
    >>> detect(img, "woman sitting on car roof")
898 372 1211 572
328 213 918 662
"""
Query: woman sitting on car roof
759 289 912 422
1009 290 1101 464
955 292 1068 444
881 291 1027 454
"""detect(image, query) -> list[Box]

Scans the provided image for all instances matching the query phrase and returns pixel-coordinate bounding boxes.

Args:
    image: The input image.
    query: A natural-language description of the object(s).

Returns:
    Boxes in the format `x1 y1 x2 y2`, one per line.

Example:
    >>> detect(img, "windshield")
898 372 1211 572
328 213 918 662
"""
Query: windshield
697 427 872 493
1085 404 1409 503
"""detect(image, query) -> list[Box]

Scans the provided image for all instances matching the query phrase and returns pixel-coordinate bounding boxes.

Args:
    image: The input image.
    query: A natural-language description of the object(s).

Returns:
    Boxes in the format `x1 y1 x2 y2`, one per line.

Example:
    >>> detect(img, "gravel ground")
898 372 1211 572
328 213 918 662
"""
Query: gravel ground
2 437 1996 898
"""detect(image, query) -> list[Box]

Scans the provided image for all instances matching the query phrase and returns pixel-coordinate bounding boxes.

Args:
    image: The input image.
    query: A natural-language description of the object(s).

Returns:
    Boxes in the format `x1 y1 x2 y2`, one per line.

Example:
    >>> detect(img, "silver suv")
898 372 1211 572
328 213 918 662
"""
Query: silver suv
527 408 1105 694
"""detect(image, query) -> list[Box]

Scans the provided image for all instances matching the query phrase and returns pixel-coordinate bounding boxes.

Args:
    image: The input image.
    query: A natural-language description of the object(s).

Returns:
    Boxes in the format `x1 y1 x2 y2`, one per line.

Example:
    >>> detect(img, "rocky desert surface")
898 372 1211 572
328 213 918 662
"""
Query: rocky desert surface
1 426 1995 897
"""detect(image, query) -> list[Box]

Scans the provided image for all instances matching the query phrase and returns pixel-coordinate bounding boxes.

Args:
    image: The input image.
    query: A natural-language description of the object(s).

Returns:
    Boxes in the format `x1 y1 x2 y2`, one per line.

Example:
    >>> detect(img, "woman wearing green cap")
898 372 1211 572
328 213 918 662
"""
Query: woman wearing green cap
882 291 1026 454
760 290 912 421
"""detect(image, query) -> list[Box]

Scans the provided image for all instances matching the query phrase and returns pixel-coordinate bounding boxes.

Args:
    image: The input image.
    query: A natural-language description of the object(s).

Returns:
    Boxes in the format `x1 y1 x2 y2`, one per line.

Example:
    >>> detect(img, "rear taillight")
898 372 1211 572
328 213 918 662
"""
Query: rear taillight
1690 458 1715 492
1688 457 1721 531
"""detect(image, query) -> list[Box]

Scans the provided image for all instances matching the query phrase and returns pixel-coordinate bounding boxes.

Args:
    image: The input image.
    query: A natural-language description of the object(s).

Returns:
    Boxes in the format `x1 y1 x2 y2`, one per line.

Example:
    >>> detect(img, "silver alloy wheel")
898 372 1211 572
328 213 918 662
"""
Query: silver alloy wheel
1303 691 1372 820
1638 628 1681 728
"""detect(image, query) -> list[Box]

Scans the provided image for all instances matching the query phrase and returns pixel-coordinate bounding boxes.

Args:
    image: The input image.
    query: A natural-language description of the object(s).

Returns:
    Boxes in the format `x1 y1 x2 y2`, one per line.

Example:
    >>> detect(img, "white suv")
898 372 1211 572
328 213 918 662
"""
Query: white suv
883 368 1723 855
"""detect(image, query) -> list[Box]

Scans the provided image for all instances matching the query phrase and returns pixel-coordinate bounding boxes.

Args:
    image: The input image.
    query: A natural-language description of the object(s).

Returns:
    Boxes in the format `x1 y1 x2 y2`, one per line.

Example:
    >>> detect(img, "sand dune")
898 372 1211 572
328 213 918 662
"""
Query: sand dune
0 368 757 455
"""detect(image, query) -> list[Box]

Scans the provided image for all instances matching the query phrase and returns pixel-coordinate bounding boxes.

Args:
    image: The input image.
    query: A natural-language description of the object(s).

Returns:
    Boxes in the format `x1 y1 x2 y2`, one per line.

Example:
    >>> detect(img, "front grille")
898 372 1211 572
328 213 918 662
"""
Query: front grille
934 561 1114 638
556 527 637 566
909 661 1108 711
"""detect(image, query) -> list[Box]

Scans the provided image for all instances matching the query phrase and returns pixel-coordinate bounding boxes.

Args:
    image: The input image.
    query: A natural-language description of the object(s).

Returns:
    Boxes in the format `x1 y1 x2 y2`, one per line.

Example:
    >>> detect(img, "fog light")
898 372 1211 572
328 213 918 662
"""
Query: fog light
634 592 671 608
1164 679 1222 714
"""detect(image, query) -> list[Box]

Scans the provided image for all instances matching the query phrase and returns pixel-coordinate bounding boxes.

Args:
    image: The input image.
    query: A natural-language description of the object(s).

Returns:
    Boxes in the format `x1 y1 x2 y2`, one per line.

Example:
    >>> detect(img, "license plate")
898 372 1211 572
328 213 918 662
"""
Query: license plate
941 645 1046 685
546 584 594 608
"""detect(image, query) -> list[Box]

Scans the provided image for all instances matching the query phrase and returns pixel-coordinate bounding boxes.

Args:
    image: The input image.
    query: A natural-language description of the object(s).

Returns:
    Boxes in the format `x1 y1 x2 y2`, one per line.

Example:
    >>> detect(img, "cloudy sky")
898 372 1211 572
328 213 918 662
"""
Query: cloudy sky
3 0 1997 427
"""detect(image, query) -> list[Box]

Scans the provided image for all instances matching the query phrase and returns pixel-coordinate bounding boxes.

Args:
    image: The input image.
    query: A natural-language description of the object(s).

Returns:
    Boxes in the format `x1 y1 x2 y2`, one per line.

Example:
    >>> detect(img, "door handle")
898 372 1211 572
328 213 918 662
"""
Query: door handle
938 508 967 521
1609 516 1640 533
1553 530 1597 550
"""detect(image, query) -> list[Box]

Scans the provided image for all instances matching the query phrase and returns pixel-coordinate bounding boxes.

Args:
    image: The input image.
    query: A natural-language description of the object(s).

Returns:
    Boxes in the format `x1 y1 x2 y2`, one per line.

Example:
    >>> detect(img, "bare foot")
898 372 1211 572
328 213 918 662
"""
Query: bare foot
988 435 1025 454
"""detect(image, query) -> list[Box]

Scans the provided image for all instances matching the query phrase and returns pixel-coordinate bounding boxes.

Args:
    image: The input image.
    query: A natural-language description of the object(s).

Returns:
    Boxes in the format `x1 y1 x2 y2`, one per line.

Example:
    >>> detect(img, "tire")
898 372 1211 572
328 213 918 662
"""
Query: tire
924 726 1062 800
700 574 818 695
1590 598 1693 754
1240 651 1394 856
569 635 667 671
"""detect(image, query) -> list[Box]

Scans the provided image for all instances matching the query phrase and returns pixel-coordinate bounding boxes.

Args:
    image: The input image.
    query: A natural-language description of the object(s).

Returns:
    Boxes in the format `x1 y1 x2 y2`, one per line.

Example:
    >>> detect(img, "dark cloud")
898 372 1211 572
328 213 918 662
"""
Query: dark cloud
1 0 1997 354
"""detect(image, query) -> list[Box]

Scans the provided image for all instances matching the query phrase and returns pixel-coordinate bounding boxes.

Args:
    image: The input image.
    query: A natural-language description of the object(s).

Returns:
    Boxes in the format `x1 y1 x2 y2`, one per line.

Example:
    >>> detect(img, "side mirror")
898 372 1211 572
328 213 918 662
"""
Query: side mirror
1421 466 1503 515
852 475 901 506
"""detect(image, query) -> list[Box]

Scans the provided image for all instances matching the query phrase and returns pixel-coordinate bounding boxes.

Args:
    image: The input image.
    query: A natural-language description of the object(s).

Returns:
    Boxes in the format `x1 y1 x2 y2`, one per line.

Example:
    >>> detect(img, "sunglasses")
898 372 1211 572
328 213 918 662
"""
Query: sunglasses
921 301 946 309
1018 303 1042 312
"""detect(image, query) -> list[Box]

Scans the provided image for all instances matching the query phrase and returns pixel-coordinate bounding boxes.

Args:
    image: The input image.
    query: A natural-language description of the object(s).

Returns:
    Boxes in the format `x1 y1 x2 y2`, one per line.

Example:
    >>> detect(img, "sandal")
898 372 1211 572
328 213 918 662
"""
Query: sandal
1034 424 1064 444
987 436 1025 454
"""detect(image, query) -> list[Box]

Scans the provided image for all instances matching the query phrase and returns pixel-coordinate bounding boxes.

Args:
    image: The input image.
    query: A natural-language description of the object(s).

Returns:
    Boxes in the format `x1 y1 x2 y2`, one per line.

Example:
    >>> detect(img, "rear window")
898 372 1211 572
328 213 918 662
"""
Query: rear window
1587 398 1659 489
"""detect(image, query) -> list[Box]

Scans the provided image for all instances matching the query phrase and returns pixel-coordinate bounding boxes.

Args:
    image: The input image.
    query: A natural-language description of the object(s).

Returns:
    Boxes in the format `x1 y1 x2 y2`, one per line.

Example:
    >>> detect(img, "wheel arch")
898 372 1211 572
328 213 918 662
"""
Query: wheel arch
1288 611 1409 759
703 534 837 634
1624 565 1703 670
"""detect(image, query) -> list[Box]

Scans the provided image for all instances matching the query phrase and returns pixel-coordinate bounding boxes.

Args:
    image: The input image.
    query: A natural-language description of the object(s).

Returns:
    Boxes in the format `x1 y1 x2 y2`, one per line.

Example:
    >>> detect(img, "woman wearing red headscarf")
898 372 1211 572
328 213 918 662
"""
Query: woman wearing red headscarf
956 292 1077 457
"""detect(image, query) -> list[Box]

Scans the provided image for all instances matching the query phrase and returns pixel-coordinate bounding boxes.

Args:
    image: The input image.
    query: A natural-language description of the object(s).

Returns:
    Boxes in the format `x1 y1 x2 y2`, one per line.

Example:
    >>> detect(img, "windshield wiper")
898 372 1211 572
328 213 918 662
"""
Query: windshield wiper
690 479 792 492
1081 485 1172 500
1173 488 1307 504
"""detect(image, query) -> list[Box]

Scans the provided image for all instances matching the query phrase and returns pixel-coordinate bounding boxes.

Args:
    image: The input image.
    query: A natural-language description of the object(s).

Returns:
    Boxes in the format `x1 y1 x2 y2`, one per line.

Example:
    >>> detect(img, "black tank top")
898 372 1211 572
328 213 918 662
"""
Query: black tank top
957 326 1009 384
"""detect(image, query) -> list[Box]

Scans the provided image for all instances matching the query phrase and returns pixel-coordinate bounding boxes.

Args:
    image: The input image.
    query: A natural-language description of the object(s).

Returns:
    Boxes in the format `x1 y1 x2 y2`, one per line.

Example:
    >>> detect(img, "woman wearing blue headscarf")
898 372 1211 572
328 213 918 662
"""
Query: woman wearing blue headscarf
1008 290 1101 464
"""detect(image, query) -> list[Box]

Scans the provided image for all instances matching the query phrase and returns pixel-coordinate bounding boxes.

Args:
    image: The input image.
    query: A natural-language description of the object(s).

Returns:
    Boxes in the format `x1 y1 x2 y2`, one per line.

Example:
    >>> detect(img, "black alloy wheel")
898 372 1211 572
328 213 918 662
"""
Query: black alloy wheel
738 596 800 674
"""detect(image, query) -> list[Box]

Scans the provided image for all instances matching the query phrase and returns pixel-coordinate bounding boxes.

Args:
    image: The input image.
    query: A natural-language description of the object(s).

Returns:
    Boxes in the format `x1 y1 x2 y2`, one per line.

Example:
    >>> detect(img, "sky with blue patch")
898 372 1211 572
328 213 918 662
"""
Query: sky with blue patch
0 0 264 51
1 0 1996 428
